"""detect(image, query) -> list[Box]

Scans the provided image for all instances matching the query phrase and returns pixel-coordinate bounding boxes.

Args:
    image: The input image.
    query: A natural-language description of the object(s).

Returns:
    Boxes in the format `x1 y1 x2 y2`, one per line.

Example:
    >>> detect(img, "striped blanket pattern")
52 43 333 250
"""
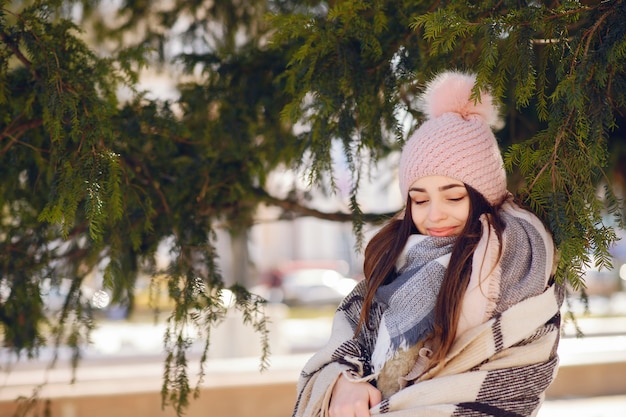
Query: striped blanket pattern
293 282 562 417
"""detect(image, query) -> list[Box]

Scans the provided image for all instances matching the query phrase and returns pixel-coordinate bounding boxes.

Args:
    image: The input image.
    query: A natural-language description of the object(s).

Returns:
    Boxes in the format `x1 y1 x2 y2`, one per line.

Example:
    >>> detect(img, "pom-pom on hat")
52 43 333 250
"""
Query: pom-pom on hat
399 70 507 205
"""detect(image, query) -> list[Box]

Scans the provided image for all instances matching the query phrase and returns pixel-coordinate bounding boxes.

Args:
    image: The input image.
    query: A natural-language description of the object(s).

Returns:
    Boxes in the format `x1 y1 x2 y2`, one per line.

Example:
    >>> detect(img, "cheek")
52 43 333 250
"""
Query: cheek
454 203 471 224
411 207 427 230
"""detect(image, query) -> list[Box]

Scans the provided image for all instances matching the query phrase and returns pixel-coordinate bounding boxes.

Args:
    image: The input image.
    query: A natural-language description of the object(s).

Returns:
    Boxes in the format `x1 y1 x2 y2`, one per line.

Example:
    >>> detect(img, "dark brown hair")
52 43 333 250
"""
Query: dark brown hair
356 185 505 366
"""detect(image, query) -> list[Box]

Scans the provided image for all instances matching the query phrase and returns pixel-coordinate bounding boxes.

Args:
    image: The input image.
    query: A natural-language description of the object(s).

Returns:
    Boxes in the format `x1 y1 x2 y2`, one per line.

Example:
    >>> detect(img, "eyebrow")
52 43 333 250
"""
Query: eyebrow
409 184 466 193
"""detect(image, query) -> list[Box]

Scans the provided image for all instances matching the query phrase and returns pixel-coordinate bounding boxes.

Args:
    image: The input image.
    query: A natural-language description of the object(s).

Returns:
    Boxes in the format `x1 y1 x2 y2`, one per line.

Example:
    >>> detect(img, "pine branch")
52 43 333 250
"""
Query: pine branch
251 186 396 224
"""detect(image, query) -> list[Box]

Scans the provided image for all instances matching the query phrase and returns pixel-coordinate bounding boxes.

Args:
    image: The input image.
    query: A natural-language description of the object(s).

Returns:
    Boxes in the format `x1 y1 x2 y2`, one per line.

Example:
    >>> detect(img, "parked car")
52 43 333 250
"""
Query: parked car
278 268 358 307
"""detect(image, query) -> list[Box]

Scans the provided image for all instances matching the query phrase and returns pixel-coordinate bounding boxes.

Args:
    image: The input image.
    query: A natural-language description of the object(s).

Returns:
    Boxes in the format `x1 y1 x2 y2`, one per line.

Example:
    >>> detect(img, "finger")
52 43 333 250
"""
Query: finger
354 399 373 417
368 386 382 407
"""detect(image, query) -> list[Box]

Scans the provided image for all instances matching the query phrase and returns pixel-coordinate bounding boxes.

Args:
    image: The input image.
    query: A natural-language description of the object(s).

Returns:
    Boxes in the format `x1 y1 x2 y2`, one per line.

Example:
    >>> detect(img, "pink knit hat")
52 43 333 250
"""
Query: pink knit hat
398 71 507 205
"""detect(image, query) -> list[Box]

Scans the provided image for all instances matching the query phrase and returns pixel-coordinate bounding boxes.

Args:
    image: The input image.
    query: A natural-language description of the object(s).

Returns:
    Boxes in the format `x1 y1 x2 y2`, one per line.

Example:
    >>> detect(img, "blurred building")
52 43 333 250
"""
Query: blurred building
215 150 405 287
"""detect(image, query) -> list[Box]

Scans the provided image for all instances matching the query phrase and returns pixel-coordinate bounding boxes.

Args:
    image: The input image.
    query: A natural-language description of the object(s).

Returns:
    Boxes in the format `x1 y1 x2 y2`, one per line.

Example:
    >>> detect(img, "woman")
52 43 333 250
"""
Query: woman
292 71 563 417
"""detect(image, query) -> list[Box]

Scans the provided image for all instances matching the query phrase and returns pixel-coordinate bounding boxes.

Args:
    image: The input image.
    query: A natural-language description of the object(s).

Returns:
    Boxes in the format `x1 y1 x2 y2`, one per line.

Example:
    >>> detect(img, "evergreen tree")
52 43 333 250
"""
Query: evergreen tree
0 0 624 414
271 0 626 288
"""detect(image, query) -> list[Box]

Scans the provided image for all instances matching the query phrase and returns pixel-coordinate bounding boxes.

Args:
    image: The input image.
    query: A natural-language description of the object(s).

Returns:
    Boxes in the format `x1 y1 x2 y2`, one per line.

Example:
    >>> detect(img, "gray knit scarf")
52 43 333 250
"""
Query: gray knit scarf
370 235 455 372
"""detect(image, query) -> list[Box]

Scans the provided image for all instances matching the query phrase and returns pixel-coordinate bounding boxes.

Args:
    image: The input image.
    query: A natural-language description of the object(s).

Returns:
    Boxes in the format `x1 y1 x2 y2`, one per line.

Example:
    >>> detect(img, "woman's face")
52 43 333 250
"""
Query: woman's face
408 175 470 237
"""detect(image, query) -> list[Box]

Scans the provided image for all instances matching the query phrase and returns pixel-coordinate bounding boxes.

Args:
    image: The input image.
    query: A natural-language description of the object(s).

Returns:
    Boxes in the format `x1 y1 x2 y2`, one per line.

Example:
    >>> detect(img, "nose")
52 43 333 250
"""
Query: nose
428 201 446 221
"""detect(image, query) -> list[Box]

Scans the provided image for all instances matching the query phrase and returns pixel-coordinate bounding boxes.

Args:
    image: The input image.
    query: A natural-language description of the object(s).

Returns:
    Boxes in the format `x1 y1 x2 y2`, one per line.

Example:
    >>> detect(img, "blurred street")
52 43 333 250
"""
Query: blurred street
1 292 626 416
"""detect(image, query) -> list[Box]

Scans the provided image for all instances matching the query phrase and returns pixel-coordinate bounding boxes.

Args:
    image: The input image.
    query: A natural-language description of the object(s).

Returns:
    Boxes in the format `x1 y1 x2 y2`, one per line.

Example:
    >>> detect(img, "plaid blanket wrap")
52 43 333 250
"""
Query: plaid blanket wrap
292 201 564 417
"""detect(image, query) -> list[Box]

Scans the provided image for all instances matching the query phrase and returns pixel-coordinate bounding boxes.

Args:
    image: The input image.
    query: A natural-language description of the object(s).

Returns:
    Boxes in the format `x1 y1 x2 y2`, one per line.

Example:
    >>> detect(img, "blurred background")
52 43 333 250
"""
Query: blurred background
1 1 626 417
1 209 626 417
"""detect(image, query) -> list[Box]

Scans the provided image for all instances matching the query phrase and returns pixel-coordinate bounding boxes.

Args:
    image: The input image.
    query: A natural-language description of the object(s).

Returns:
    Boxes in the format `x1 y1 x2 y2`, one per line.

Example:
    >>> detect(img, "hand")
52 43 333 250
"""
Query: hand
329 373 382 417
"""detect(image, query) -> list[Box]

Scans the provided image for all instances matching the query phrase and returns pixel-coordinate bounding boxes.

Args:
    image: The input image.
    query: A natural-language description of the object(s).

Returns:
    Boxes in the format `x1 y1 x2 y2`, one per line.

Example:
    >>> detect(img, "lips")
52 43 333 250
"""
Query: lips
427 227 458 237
